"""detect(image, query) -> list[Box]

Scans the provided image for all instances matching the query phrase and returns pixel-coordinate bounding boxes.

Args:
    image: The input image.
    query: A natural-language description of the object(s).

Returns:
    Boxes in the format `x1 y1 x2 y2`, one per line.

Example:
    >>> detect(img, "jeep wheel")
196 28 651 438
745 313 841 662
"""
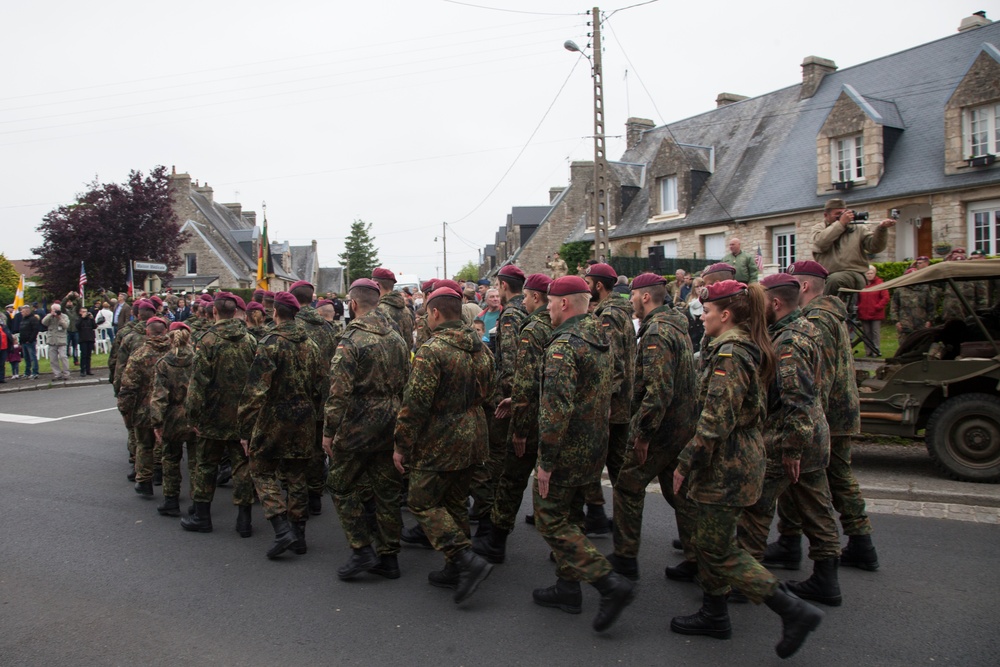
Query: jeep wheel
925 393 1000 483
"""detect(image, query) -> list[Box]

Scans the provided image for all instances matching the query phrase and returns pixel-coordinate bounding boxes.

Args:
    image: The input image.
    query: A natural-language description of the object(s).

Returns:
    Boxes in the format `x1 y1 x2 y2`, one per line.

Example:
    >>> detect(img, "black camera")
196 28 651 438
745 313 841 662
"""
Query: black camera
849 210 869 223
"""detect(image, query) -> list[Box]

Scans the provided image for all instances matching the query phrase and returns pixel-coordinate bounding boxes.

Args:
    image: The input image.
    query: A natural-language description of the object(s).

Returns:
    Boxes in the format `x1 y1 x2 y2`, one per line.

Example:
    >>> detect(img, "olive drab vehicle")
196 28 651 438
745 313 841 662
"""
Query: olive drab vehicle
856 259 1000 483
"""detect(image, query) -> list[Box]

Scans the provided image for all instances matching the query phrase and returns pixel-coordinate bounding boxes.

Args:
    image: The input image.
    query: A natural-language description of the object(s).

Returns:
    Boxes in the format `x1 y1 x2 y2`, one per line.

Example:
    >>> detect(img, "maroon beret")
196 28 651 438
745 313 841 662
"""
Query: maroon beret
435 279 462 293
289 280 314 292
149 295 163 309
761 273 800 290
703 279 748 302
786 260 829 279
169 321 191 332
426 287 462 303
214 291 237 303
145 316 168 327
252 289 265 299
703 262 737 276
498 264 525 281
372 267 396 282
421 280 436 293
232 295 247 311
349 278 381 293
915 256 931 262
630 272 667 290
135 299 155 311
263 290 275 299
548 276 590 296
585 263 617 280
524 273 553 293
246 302 266 313
316 299 334 308
272 291 300 312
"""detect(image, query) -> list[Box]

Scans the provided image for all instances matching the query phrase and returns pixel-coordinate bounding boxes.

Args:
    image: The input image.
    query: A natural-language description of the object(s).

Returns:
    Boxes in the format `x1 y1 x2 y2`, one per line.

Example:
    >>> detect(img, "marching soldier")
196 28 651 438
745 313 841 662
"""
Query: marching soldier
149 322 196 517
374 268 415 347
245 302 269 341
413 279 436 350
112 300 155 482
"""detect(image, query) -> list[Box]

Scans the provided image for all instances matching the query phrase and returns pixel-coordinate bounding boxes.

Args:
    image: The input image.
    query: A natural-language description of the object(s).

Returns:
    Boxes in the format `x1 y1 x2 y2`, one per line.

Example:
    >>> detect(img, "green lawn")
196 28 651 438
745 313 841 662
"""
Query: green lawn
25 352 110 375
852 322 900 360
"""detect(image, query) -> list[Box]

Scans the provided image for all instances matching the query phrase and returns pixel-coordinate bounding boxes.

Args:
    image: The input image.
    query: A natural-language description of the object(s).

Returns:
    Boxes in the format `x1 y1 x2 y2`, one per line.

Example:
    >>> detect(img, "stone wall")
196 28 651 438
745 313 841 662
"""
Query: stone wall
944 49 1000 175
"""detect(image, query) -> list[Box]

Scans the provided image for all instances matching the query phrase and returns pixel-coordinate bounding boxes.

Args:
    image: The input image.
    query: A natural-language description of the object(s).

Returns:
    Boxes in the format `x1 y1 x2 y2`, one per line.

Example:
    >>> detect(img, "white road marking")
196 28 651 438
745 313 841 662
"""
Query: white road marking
0 407 118 425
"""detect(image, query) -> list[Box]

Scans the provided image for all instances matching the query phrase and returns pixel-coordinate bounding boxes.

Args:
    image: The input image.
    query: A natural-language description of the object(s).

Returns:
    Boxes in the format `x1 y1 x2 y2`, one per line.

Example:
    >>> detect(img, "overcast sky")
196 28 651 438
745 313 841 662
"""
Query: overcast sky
2 1 994 281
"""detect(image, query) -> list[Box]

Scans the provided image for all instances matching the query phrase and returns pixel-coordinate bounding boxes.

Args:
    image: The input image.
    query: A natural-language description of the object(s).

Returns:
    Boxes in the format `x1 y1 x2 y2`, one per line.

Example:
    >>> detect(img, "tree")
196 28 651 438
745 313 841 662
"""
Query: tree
454 260 479 283
32 166 185 295
559 241 593 274
0 253 18 294
339 219 380 284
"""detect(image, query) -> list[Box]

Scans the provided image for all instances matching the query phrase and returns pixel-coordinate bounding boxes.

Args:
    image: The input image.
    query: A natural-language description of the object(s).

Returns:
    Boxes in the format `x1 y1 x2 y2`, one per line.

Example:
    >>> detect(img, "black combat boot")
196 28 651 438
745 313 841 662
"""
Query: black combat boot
532 578 582 614
291 522 307 555
473 525 508 564
134 480 154 497
670 593 732 639
127 465 136 482
762 535 802 570
236 505 252 538
308 493 323 516
428 559 461 589
216 460 232 486
471 514 493 550
524 513 535 525
664 559 698 582
453 548 494 603
157 496 181 517
584 504 611 536
607 553 639 581
180 502 213 533
152 468 163 486
786 558 842 606
672 538 683 550
401 523 433 548
368 554 401 579
840 535 879 571
337 545 379 580
764 583 825 659
266 515 296 559
591 571 636 632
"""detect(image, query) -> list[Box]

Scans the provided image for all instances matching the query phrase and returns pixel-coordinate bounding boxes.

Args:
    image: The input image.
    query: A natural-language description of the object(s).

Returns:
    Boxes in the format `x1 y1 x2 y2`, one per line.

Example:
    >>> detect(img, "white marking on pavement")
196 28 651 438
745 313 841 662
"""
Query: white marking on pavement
0 407 117 425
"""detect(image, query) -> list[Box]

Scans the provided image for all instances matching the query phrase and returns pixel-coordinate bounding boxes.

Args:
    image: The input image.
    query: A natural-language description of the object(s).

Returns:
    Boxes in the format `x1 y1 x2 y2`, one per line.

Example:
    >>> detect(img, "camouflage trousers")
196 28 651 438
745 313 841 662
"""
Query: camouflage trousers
193 437 253 506
691 501 779 603
585 422 628 505
777 435 871 537
490 437 538 533
124 414 136 464
737 468 840 562
534 479 613 583
250 456 308 522
327 449 403 556
613 444 696 561
469 411 508 520
408 467 474 560
306 421 328 498
132 426 162 484
159 432 194 498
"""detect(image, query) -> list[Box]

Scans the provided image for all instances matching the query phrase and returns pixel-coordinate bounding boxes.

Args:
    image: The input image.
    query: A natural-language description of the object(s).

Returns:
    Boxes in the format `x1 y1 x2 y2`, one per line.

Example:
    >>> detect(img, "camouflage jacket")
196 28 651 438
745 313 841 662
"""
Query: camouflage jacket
891 284 934 333
108 319 141 390
238 321 326 459
766 309 830 474
113 319 149 394
185 318 257 440
247 324 269 342
323 310 410 451
377 291 415 349
538 314 613 486
414 313 432 350
185 315 207 335
148 347 195 441
296 305 339 408
117 334 172 428
803 296 861 435
595 292 636 424
677 328 766 508
934 280 989 324
394 320 495 471
630 305 698 461
494 294 528 399
509 307 553 444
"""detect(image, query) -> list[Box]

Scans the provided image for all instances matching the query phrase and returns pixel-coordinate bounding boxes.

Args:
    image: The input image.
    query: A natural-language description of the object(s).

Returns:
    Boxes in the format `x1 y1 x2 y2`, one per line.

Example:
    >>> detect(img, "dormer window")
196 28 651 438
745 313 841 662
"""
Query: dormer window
834 135 865 182
658 175 678 214
967 103 1000 158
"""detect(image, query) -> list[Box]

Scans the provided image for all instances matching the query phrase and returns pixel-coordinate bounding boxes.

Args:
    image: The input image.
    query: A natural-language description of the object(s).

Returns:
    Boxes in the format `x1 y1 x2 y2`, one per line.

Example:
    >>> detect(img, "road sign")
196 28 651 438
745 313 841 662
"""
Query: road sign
134 261 167 272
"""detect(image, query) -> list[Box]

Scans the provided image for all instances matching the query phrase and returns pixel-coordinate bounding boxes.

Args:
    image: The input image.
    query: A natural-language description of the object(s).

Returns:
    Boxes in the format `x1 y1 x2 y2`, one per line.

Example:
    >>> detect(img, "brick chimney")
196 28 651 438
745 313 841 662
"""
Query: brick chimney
959 11 991 32
243 211 256 225
716 92 748 107
549 186 566 203
223 203 242 217
800 56 837 99
194 182 214 202
625 117 655 150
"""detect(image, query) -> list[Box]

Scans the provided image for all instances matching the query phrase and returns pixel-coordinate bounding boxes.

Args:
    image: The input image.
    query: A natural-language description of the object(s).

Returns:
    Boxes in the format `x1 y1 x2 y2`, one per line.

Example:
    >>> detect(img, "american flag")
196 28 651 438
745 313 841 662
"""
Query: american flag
755 245 764 271
79 261 87 294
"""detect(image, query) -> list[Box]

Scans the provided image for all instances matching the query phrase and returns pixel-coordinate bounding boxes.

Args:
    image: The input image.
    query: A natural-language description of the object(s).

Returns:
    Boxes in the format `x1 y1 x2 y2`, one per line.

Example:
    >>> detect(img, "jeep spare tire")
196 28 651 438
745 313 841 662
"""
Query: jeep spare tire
925 393 1000 483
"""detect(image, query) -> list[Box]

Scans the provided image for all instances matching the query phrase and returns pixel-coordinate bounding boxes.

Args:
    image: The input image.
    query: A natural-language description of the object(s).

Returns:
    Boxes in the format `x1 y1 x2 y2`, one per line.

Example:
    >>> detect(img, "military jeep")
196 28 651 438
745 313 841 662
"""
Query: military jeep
856 259 1000 483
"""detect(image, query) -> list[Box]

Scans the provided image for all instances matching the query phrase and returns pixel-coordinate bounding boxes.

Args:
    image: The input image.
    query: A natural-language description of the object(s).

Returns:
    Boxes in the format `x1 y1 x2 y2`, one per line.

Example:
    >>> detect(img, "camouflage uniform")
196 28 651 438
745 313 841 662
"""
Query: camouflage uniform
676 328 778 603
185 315 207 336
185 318 257 506
585 292 636 507
778 296 869 539
109 318 143 464
414 313 432 350
117 333 172 484
296 304 340 504
491 307 552 533
149 347 195 499
534 314 615 583
394 320 495 560
891 283 934 343
471 294 527 521
612 305 698 560
238 320 326 522
934 280 988 324
377 291 415 348
324 310 410 555
736 310 839 562
247 324 269 342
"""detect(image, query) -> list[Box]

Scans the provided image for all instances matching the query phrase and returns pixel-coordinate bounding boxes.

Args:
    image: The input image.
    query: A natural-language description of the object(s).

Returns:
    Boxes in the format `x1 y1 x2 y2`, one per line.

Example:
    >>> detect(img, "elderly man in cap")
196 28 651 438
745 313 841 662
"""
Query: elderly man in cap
812 198 895 298
42 303 71 380
181 291 258 536
393 286 496 604
373 268 415 348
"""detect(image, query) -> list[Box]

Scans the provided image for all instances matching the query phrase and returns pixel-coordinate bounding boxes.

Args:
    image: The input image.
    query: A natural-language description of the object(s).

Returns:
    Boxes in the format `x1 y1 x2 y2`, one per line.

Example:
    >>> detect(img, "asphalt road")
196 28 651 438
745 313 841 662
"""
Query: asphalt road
1 385 998 666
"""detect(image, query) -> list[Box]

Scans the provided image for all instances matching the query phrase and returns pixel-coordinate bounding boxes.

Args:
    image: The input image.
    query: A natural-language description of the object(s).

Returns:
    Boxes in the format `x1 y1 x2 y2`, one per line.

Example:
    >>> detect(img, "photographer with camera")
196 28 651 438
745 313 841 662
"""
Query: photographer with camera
811 198 896 298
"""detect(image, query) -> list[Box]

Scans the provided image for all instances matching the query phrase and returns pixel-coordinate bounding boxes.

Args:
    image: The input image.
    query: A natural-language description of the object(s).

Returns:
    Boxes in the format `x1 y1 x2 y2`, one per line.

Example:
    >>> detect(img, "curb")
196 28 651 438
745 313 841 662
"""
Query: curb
0 377 107 394
858 482 1000 509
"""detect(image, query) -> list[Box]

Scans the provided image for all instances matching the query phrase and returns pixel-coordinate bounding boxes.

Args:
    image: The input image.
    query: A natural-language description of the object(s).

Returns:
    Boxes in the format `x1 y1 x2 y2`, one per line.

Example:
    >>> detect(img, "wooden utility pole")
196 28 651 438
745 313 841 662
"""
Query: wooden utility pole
590 6 609 261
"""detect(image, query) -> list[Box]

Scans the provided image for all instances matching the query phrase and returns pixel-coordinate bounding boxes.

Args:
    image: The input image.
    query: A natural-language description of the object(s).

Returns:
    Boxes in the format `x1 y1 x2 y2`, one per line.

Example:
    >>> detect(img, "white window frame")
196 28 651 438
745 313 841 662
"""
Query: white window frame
968 199 1000 256
660 239 678 258
965 103 1000 158
703 232 726 260
832 134 865 183
772 225 797 271
658 175 678 214
185 253 197 275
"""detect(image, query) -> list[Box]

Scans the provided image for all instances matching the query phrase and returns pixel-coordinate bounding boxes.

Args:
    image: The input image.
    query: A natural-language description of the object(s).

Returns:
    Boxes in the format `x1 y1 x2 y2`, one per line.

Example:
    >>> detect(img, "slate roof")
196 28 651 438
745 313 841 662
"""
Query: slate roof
316 267 344 296
289 244 318 283
189 189 257 272
510 205 551 228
